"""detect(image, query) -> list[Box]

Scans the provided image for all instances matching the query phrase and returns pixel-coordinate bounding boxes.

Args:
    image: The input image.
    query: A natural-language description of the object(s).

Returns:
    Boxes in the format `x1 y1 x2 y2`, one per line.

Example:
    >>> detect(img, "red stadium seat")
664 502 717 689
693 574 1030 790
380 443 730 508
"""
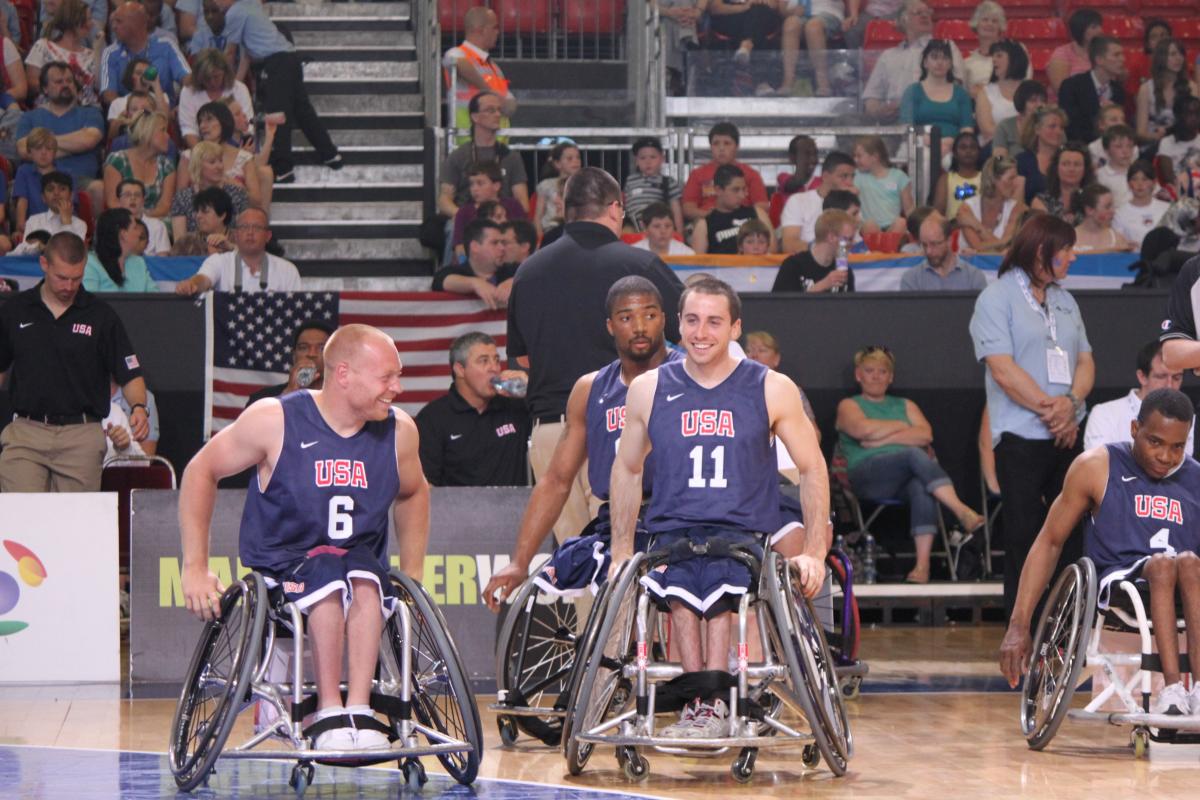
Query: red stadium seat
1172 19 1200 43
1026 45 1055 74
1006 18 1066 45
561 0 625 34
864 18 902 48
12 0 34 51
494 0 552 34
926 0 976 20
76 190 94 244
1065 0 1138 13
933 19 974 43
1123 49 1148 99
438 0 478 38
996 0 1055 18
1100 15 1144 44
1139 3 1191 18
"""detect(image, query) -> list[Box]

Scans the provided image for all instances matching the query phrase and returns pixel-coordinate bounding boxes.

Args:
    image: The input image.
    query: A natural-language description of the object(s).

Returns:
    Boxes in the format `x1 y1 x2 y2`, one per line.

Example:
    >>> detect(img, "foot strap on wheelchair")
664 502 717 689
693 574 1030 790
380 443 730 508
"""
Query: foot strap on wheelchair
293 691 411 724
655 670 737 711
304 713 397 742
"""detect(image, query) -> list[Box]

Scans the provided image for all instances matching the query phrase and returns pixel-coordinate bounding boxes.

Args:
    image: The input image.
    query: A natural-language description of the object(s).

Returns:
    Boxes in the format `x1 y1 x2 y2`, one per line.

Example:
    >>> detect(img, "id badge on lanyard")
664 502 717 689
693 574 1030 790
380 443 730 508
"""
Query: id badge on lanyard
1015 272 1071 385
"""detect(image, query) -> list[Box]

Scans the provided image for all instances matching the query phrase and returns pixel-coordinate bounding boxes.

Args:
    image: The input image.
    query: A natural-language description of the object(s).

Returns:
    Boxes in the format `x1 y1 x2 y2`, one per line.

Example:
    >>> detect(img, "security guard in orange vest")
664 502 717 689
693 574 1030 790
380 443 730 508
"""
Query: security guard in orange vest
442 7 517 143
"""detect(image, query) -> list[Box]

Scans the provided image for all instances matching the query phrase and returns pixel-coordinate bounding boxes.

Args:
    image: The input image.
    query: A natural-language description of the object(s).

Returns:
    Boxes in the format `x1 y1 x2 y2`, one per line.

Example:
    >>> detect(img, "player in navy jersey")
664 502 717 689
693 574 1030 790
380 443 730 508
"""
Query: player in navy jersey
610 277 830 738
483 276 674 609
179 324 430 751
1000 389 1200 716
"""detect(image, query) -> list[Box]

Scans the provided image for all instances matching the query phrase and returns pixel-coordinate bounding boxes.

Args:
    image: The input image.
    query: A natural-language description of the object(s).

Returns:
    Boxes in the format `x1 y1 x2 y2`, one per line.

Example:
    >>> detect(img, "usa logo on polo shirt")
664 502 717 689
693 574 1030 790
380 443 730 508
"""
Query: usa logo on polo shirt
125 355 139 369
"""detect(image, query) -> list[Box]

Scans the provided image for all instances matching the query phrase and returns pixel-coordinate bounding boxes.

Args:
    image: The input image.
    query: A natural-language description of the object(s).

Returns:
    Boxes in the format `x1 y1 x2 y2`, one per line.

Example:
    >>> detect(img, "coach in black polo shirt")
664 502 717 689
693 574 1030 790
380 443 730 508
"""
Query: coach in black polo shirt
415 331 530 486
506 166 683 545
0 232 150 492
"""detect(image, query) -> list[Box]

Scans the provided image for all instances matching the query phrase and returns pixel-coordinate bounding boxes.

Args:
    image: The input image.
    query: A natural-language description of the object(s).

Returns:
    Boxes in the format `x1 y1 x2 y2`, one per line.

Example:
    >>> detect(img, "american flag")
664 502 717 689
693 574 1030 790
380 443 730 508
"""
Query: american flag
206 291 508 434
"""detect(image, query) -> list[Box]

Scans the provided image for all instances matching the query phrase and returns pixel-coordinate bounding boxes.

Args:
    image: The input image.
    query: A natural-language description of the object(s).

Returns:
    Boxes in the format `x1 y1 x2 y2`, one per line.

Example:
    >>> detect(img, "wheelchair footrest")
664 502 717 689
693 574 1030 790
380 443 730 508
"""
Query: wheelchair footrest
1068 709 1200 730
486 702 568 718
576 731 806 750
219 740 474 765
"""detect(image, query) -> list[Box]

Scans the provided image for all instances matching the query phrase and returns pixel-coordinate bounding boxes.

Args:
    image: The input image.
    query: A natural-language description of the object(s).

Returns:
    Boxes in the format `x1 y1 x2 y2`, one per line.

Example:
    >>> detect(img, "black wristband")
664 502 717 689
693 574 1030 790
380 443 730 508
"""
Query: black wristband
130 403 148 414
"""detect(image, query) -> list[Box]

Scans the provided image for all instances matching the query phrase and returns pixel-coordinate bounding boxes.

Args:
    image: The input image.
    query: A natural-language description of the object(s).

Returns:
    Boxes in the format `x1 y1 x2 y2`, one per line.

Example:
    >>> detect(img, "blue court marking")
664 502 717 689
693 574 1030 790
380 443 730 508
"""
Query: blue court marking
0 746 665 800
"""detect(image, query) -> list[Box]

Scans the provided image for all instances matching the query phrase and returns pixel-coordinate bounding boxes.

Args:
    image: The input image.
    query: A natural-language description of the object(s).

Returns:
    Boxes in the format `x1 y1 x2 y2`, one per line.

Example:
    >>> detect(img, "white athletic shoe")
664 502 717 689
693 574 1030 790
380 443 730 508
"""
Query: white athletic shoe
314 726 357 751
1188 684 1200 716
354 728 391 750
661 699 700 738
1154 681 1190 716
684 698 729 739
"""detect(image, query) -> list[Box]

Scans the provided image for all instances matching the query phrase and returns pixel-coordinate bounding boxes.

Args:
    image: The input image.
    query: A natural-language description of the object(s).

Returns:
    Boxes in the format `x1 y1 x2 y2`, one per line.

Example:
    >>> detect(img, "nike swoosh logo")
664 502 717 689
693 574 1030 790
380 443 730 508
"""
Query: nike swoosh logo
667 393 684 402
300 441 319 449
1121 476 1137 482
18 322 32 329
450 434 463 440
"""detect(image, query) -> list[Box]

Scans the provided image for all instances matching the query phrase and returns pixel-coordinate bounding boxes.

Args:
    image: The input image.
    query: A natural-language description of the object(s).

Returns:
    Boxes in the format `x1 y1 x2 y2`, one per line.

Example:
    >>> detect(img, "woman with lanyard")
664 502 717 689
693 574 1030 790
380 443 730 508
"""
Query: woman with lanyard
969 213 1094 614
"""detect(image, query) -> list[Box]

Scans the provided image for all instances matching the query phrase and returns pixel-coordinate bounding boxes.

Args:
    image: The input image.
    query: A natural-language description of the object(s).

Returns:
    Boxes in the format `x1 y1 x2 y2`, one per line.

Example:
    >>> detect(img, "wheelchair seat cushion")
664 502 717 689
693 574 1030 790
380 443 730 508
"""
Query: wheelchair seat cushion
1097 557 1149 610
641 527 764 619
533 528 653 598
257 543 397 618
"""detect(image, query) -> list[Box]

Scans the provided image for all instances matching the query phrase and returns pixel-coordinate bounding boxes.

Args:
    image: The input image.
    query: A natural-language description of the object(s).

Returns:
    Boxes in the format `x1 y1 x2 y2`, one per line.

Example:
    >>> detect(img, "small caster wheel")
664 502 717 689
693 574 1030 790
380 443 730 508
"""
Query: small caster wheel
289 762 314 795
402 758 428 788
840 675 861 700
1133 729 1150 759
498 715 519 746
731 748 757 783
621 751 649 781
802 744 821 769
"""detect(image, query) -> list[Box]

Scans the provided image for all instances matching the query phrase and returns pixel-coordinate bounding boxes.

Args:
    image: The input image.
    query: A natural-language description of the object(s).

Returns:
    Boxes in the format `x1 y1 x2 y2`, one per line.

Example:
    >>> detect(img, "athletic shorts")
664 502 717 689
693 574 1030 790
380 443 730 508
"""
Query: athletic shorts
533 518 651 598
258 543 397 619
1097 558 1148 610
640 526 764 619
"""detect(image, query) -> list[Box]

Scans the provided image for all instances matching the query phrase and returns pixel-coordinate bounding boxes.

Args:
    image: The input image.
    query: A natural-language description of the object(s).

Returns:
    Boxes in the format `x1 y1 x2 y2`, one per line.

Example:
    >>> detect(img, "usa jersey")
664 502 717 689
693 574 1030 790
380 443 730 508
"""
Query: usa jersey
1085 443 1200 580
644 358 779 534
586 349 682 501
240 391 401 573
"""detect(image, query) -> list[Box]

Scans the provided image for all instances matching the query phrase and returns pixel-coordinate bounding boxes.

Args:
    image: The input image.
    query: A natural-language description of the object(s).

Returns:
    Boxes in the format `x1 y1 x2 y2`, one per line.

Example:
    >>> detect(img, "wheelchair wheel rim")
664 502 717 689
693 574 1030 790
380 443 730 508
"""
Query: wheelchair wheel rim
497 577 577 740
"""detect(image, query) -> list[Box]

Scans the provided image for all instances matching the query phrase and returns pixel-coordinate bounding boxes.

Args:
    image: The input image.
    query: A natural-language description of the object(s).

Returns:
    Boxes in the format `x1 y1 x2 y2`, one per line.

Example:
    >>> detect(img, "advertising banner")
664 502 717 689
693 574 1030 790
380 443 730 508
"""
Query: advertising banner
0 493 119 682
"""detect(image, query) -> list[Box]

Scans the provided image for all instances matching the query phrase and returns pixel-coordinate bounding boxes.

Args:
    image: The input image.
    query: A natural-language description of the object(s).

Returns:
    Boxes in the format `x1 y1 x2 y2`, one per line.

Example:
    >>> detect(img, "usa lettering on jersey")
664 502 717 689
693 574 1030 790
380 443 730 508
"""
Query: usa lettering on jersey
495 423 517 437
72 323 92 336
606 406 627 433
1134 494 1184 524
314 459 369 488
680 409 735 437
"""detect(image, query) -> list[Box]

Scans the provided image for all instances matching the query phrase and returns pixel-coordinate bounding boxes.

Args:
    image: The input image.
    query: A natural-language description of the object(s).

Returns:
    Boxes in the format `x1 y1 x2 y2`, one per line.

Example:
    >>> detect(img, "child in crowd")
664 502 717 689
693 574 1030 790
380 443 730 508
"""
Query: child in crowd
736 218 772 255
25 171 86 239
10 229 49 256
852 135 912 235
1114 160 1171 249
451 161 526 259
132 219 150 257
623 137 683 233
822 189 868 250
934 131 982 219
632 202 694 256
1161 95 1200 198
1094 124 1136 208
1088 102 1127 168
690 164 773 255
13 127 70 235
1073 184 1134 252
107 89 156 146
534 141 581 238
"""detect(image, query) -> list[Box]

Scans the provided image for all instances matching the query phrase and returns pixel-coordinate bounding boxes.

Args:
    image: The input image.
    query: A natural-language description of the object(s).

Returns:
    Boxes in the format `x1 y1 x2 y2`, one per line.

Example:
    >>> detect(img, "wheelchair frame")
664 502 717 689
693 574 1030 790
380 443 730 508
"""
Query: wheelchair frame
1022 556 1200 757
560 545 853 783
168 569 483 793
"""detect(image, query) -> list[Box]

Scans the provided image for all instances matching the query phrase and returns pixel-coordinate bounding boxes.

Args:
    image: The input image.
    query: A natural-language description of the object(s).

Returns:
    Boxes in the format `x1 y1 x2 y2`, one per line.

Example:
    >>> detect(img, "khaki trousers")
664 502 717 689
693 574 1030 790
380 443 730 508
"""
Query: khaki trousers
528 419 598 545
0 418 106 493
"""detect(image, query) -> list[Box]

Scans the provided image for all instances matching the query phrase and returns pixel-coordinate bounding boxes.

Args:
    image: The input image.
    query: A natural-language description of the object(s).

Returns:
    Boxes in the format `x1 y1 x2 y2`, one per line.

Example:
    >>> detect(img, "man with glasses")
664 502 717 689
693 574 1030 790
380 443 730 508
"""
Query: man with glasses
174 208 301 294
862 0 964 122
437 91 529 222
899 214 987 291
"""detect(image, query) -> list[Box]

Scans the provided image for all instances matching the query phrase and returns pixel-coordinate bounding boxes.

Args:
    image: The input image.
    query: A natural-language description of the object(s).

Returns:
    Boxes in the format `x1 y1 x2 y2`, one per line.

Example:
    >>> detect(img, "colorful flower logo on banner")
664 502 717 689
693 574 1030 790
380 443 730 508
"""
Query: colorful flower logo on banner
0 540 47 636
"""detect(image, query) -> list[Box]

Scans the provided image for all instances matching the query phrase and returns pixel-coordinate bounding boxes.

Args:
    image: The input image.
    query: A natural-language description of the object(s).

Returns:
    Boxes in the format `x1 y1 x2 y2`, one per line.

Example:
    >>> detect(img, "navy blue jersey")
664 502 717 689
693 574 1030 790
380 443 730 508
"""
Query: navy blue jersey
1085 443 1200 577
586 349 682 501
240 391 402 573
644 358 779 534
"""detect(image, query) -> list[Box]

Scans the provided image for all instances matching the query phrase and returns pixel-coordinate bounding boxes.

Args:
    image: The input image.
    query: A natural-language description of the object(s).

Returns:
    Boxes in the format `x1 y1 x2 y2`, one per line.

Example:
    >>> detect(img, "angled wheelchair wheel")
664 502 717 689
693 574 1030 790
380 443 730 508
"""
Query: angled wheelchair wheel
1021 558 1097 751
387 570 483 785
764 552 852 776
169 573 267 791
495 576 578 745
562 555 641 775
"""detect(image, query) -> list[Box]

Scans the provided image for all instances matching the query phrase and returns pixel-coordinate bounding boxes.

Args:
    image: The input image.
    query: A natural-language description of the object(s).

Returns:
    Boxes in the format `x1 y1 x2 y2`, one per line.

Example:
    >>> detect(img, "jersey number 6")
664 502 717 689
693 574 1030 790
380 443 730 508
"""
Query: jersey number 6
329 495 354 540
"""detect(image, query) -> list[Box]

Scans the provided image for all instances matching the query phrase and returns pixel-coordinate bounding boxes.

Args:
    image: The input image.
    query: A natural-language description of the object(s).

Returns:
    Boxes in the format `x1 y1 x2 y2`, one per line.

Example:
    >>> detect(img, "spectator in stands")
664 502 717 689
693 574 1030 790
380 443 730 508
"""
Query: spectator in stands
82 207 157 292
13 127 67 236
116 178 170 256
623 137 683 234
433 218 513 309
775 0 851 98
958 153 1025 253
106 60 170 142
1158 95 1200 190
1084 340 1191 454
109 377 160 456
25 171 86 239
1094 124 1136 208
1059 36 1126 145
1032 142 1095 226
16 62 104 193
853 134 912 236
415 331 530 487
769 134 820 227
174 0 201 40
634 202 694 256
142 0 176 41
210 0 343 182
681 121 768 221
1047 8 1102 98
103 111 176 220
1015 105 1068 204
975 39 1028 147
105 88 155 152
500 219 537 268
1136 39 1197 146
169 142 249 238
843 0 902 50
100 2 190 107
900 39 974 150
451 161 526 259
962 2 1016 96
992 79 1046 158
970 214 1092 613
1072 184 1133 252
1086 103 1126 168
0 232 149 492
173 208 300 294
437 91 530 221
701 0 781 71
900 205 937 253
179 49 253 149
443 7 516 136
25 0 98 107
772 209 855 293
823 189 865 244
1114 161 1170 249
690 164 773 255
862 0 964 123
177 101 263 209
534 142 581 239
836 344 984 582
780 150 856 253
658 0 701 94
244 320 336 405
900 214 986 290
171 186 234 256
933 131 981 219
737 218 772 255
1142 19 1174 80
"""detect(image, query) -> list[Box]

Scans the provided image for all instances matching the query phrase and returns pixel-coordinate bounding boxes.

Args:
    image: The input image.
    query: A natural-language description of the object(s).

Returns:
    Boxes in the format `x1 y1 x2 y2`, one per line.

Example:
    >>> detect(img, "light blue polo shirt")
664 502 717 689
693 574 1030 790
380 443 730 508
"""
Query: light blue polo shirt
222 0 293 61
100 37 191 104
970 269 1091 445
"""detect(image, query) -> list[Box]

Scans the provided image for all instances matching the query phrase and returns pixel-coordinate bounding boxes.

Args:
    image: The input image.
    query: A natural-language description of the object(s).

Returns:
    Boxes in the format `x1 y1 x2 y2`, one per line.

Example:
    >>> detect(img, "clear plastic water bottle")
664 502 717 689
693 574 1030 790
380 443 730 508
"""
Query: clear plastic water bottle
296 366 317 388
835 238 849 271
491 376 527 398
861 533 878 584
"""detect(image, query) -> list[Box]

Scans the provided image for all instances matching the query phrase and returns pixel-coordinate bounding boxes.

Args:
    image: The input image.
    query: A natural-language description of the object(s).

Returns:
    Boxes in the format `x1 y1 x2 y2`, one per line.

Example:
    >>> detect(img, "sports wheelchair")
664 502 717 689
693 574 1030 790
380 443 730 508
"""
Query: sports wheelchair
559 542 853 782
1021 556 1200 757
490 548 866 747
168 569 483 793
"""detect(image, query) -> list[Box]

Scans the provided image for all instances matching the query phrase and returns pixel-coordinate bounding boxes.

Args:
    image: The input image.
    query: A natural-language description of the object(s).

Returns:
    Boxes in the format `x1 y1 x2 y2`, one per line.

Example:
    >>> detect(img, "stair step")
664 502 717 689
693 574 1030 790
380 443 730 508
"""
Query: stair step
291 145 422 166
312 94 421 113
315 111 423 130
292 30 413 48
271 219 420 239
304 78 418 95
267 2 410 17
273 182 423 203
303 61 417 80
281 237 428 261
271 201 422 221
273 16 409 31
289 163 423 183
296 44 416 62
293 128 422 147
